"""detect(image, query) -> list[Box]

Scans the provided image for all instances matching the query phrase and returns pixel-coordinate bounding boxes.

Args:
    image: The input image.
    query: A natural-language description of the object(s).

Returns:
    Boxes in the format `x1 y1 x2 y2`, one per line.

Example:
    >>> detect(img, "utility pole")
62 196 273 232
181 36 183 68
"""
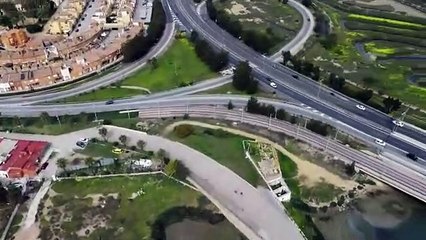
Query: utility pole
325 136 330 151
268 113 272 129
157 102 160 118
316 80 322 98
214 105 217 119
94 112 98 122
56 115 61 127
186 102 189 114
296 123 300 138
304 118 308 128
334 129 339 140
127 109 130 119
240 108 244 122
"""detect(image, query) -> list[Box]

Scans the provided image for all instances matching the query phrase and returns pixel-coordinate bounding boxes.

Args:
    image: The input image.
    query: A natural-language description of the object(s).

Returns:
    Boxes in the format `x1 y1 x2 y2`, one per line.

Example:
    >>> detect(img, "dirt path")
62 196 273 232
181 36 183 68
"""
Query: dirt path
164 121 357 190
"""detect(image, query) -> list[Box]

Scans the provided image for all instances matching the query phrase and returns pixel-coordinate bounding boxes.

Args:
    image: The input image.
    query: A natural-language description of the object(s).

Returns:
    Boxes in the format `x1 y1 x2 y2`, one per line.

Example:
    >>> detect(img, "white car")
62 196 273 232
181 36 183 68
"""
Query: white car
392 120 404 127
356 104 366 111
270 82 277 88
375 138 386 147
79 138 89 144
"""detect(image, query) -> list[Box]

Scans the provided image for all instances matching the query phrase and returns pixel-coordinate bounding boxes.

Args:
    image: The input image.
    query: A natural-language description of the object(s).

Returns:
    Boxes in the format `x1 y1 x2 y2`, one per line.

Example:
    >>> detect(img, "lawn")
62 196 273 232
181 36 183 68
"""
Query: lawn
300 181 344 203
74 142 117 158
277 152 298 179
169 126 262 186
59 38 217 103
40 175 204 239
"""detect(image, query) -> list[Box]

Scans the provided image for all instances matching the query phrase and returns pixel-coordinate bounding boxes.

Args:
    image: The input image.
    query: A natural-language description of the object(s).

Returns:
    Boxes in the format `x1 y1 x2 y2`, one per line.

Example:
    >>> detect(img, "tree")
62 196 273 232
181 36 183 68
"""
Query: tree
302 0 313 8
98 127 108 140
346 161 356 176
149 57 158 69
137 140 146 150
189 30 199 42
84 157 97 174
119 135 128 146
175 160 190 181
39 112 50 126
246 80 258 94
276 109 289 121
356 89 373 103
232 61 254 93
383 97 401 113
282 51 292 65
329 73 345 92
57 158 67 172
246 97 259 113
227 100 234 110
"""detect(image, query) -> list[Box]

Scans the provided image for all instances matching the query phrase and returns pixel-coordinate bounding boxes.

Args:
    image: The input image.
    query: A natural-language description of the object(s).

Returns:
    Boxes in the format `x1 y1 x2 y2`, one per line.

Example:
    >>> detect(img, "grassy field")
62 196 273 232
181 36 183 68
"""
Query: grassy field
214 0 302 53
59 38 217 103
75 142 117 158
168 126 262 186
39 175 241 239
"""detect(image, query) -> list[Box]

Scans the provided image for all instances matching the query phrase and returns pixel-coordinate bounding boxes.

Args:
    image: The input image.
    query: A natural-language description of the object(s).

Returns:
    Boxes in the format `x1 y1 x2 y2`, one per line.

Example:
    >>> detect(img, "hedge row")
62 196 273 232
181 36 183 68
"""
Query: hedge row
320 0 426 25
344 21 426 39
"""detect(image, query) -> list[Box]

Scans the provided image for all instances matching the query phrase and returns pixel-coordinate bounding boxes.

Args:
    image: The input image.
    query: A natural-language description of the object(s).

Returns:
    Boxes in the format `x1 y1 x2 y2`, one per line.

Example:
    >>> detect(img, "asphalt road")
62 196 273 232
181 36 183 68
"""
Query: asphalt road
170 0 426 162
138 105 426 203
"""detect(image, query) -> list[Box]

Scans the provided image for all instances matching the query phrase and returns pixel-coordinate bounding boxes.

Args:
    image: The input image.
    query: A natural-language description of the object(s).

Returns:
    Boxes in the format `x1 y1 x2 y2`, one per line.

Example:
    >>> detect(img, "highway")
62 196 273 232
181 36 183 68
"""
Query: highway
138 105 426 202
169 0 426 161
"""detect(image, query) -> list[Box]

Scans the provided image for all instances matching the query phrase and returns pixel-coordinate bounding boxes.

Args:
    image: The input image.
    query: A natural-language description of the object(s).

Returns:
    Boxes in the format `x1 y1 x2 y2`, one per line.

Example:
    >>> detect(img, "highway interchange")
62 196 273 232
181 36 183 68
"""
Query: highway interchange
1 0 426 238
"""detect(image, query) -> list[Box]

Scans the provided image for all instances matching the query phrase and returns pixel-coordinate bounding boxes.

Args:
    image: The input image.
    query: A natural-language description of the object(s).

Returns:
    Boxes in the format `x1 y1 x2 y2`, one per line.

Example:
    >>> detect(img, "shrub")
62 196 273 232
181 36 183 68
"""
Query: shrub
174 125 194 138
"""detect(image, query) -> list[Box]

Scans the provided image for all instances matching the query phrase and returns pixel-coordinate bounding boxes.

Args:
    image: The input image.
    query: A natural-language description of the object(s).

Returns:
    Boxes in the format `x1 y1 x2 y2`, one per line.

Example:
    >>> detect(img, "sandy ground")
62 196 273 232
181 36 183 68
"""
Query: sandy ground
354 0 426 18
228 1 251 15
164 121 357 191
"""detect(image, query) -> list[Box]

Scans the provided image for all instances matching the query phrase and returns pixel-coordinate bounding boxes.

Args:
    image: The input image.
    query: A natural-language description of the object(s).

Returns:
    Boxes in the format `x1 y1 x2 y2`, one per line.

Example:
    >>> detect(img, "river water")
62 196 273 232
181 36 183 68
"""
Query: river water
315 186 426 240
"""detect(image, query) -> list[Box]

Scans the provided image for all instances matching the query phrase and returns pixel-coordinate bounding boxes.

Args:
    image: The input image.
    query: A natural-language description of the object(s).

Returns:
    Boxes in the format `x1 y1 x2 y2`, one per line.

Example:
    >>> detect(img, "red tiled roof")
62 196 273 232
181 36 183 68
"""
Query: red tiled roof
0 140 49 178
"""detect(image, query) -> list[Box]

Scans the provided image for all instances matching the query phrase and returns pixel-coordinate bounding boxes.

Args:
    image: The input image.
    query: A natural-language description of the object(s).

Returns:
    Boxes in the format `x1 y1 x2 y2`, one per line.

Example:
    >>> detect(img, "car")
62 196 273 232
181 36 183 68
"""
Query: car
79 138 89 144
374 138 386 147
392 120 404 127
112 148 123 154
269 82 277 88
105 100 114 105
292 75 299 79
330 92 335 96
356 104 366 111
76 141 87 149
406 153 418 161
41 162 49 170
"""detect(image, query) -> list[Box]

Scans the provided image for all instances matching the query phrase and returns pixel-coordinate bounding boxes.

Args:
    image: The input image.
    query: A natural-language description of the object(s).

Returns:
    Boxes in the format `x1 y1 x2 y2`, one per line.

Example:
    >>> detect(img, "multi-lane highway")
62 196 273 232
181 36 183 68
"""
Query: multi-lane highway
169 0 426 160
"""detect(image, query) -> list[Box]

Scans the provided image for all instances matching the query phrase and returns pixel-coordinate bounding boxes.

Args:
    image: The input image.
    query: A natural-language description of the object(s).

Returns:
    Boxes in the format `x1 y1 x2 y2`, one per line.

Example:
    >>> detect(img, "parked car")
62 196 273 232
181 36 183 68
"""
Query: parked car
406 153 418 161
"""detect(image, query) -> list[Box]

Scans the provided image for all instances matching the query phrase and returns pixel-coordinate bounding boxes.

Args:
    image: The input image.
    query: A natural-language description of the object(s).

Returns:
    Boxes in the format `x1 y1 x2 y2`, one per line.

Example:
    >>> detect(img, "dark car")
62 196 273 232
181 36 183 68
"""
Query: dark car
406 153 418 161
41 162 49 170
105 100 114 105
292 75 299 79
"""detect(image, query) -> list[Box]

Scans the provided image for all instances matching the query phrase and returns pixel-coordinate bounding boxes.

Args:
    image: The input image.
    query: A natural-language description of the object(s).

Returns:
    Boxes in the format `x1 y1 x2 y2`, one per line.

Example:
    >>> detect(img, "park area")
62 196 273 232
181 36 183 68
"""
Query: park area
60 37 217 103
36 175 242 240
213 0 302 53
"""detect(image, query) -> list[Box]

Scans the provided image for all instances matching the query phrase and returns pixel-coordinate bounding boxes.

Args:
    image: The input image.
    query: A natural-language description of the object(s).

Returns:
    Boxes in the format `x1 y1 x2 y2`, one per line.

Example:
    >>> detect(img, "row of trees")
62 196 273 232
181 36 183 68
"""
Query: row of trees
122 0 166 63
190 31 229 72
245 97 334 137
232 61 258 94
206 0 276 53
282 51 321 81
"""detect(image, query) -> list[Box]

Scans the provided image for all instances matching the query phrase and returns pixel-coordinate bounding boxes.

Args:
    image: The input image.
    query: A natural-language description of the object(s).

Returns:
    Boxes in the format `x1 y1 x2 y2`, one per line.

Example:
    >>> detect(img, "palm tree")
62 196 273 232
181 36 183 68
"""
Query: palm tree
136 140 146 151
57 158 67 172
119 135 128 146
98 127 108 141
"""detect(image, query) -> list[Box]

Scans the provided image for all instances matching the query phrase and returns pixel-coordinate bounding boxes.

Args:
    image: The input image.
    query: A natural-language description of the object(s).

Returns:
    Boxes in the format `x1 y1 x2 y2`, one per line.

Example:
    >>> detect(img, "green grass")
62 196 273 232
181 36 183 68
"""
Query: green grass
277 152 298 179
121 38 217 90
75 142 117 158
202 82 279 99
46 175 201 239
300 181 344 203
59 38 217 103
347 14 426 28
169 126 262 186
